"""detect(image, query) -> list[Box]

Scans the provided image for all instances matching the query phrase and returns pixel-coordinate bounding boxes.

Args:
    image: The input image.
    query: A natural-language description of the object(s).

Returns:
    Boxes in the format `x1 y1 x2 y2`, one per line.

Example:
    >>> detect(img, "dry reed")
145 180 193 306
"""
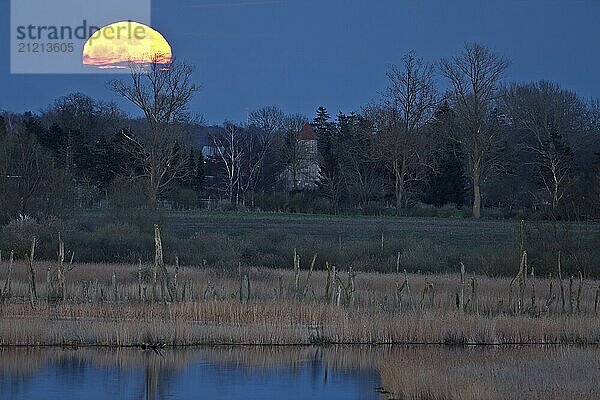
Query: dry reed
0 260 599 347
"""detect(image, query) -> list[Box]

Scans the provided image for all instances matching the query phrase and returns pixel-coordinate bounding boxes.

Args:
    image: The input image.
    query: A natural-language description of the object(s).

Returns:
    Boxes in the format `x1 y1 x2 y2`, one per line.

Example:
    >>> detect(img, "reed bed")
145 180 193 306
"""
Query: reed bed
1 257 599 346
377 346 600 400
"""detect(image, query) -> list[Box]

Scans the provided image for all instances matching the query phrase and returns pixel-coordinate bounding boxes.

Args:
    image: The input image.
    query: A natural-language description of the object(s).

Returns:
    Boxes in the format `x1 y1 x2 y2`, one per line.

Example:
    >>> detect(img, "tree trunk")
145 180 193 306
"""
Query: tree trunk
148 182 158 210
552 172 559 210
154 225 173 302
229 174 235 204
394 159 406 215
472 167 481 219
20 196 29 217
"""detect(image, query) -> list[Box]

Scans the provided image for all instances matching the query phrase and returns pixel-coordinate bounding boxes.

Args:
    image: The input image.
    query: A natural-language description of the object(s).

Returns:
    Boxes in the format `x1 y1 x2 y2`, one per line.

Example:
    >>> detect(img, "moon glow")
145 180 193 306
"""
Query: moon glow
83 21 172 69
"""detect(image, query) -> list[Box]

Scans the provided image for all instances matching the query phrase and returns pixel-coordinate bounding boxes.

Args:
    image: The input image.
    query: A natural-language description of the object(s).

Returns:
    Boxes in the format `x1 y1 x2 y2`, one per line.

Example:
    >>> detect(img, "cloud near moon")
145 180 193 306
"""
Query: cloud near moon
83 21 172 69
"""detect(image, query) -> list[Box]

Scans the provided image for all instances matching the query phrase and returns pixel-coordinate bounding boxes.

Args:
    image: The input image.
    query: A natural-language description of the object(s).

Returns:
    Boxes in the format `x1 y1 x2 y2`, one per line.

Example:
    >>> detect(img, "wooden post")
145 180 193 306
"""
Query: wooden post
471 274 478 314
112 271 117 302
419 281 428 310
46 267 52 302
519 251 528 313
240 274 250 304
302 253 317 299
154 225 162 301
154 225 173 302
519 220 527 286
293 249 300 298
324 262 331 301
459 262 465 312
1 250 13 301
57 234 66 301
403 269 411 306
152 261 158 302
576 271 583 313
348 266 356 307
174 256 180 302
545 273 554 313
28 237 37 307
138 259 143 302
569 275 574 314
530 267 536 313
395 252 401 306
278 275 283 300
429 281 435 307
329 266 337 305
558 252 565 313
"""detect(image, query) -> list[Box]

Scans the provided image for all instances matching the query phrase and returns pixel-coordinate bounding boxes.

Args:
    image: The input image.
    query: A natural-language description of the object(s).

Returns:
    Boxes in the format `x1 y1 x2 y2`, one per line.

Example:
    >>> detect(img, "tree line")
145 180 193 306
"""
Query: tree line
1 42 599 222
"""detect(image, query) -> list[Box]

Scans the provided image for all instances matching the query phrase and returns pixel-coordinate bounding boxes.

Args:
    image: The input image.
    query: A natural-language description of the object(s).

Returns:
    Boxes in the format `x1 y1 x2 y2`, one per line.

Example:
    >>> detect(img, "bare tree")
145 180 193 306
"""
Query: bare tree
110 58 199 208
371 51 438 212
503 81 587 209
440 43 509 218
213 123 274 205
0 115 69 220
212 113 305 205
245 106 286 197
43 93 96 174
248 106 286 137
210 122 244 204
41 94 127 207
6 133 53 215
343 118 386 207
0 111 18 135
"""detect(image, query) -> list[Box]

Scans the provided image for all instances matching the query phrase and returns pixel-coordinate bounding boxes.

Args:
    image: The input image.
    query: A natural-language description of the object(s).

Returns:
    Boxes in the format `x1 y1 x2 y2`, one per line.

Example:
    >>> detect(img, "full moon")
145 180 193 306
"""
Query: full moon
83 21 172 69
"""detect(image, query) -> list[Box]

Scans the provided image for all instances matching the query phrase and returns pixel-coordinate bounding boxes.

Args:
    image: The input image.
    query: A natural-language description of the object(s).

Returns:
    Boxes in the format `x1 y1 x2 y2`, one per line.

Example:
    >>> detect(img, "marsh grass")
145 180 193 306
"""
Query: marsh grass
377 346 600 400
1 261 599 347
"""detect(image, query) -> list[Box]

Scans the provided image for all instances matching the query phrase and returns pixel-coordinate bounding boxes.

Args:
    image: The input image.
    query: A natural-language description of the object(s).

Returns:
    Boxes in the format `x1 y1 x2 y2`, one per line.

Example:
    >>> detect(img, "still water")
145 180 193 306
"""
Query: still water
2 346 600 399
0 347 381 400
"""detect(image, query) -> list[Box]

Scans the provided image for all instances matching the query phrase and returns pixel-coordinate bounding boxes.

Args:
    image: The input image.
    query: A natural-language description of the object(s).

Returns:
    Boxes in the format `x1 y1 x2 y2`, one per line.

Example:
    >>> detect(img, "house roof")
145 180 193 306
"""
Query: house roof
298 123 317 140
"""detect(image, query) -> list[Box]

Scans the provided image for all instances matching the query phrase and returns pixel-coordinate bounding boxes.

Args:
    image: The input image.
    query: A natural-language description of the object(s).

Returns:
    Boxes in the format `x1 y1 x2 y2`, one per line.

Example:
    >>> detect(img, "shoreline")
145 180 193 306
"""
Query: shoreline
2 341 600 399
2 341 600 348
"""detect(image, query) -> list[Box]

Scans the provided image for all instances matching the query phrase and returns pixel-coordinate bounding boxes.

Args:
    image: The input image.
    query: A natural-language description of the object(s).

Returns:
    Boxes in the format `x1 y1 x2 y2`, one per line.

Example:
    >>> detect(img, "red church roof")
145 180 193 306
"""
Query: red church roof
298 123 317 140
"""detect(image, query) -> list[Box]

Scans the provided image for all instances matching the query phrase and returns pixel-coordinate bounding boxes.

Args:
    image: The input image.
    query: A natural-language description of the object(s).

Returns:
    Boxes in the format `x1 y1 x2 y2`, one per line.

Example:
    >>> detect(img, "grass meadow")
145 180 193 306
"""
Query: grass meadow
2 210 599 277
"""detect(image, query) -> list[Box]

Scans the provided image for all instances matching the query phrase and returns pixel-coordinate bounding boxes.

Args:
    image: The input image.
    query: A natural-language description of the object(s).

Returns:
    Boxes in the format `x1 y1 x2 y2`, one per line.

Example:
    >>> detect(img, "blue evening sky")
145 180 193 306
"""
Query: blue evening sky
1 0 599 123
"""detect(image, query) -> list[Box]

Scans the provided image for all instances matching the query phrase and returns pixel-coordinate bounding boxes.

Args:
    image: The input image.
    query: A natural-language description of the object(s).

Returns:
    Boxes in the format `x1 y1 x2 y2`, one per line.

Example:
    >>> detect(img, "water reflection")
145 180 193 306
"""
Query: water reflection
0 347 381 400
3 345 598 399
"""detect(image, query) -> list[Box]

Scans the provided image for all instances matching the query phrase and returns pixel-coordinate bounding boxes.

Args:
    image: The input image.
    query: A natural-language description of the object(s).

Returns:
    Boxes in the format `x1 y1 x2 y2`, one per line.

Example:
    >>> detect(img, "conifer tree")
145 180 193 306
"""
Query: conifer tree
424 102 467 207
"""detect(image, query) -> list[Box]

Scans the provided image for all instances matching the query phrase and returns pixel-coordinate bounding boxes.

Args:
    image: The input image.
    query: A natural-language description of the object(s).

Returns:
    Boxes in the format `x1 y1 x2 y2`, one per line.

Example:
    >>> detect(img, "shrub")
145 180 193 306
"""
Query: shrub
71 223 153 263
361 201 388 216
